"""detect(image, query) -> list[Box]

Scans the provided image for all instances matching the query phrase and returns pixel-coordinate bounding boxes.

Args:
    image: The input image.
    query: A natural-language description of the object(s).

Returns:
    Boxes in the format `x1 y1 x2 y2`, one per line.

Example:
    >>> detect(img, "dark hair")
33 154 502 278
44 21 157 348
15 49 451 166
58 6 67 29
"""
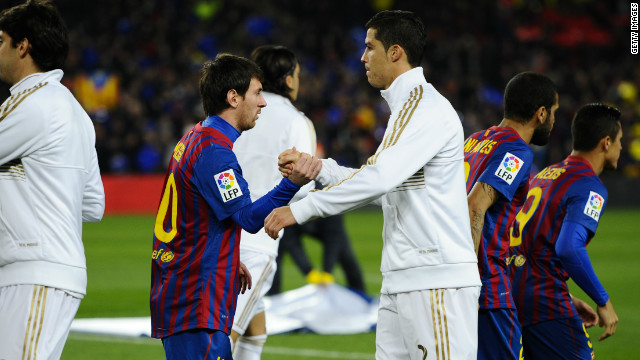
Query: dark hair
250 45 297 101
572 103 621 151
503 72 557 124
0 0 68 71
199 53 264 116
365 10 426 67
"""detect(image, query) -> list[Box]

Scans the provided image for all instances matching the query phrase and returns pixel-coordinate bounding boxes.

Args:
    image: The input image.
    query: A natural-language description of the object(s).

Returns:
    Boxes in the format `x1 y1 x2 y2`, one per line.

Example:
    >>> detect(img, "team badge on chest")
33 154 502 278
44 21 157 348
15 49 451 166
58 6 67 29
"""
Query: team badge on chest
215 169 243 202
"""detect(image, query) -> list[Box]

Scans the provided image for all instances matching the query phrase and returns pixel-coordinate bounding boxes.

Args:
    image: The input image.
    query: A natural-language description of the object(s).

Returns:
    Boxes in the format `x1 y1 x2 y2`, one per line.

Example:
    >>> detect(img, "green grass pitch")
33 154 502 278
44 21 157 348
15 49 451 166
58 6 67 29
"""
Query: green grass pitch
62 208 640 359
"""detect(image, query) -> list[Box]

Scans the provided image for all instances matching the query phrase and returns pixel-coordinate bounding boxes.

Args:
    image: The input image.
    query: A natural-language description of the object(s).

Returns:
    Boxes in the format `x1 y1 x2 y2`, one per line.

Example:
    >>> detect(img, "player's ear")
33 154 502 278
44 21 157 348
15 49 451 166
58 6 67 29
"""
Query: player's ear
388 44 403 62
227 89 240 108
602 136 611 152
534 106 546 124
285 74 293 90
16 37 31 58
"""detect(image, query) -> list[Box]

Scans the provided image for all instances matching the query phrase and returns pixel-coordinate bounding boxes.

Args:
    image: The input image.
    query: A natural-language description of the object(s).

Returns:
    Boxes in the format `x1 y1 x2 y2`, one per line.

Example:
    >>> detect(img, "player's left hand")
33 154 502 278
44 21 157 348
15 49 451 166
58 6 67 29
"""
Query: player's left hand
571 295 598 327
597 299 618 341
238 261 252 294
264 206 297 239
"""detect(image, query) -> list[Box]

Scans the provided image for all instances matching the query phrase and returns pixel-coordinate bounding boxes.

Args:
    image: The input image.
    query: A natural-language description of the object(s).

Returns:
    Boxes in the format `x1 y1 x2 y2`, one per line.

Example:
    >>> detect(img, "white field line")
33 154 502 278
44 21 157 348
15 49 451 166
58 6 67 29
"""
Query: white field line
68 334 374 359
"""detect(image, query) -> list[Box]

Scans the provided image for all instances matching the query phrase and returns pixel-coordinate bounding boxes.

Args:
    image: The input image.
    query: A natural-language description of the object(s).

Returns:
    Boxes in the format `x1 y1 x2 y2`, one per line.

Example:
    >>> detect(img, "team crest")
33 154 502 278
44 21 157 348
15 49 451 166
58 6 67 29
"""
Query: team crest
583 191 604 222
494 152 524 185
215 169 243 202
160 251 174 263
514 254 526 267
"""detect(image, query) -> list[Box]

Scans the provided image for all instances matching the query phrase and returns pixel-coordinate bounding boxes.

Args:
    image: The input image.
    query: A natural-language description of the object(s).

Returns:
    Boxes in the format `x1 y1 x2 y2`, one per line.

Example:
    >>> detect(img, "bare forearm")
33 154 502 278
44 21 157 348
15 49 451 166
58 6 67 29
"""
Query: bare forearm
469 208 485 254
467 182 499 255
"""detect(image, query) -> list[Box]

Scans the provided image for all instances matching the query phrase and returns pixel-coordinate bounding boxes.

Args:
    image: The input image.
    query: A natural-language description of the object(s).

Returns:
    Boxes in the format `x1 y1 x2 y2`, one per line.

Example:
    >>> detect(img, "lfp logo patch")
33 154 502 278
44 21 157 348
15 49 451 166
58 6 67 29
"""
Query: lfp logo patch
583 191 604 221
494 152 524 185
215 169 243 202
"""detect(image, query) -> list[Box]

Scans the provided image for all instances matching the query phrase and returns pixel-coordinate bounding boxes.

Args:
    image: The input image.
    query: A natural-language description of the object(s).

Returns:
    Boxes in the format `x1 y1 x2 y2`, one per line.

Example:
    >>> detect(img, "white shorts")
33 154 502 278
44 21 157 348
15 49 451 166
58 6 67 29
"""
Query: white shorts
0 284 81 360
376 286 480 360
232 250 276 335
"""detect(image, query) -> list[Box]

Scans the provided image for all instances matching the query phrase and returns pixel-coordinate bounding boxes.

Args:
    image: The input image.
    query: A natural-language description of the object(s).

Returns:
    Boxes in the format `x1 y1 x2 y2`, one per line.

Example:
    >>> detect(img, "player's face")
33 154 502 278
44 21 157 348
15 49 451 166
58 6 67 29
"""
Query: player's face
361 28 393 89
288 62 301 102
604 124 623 170
0 31 19 85
237 77 267 132
530 93 559 146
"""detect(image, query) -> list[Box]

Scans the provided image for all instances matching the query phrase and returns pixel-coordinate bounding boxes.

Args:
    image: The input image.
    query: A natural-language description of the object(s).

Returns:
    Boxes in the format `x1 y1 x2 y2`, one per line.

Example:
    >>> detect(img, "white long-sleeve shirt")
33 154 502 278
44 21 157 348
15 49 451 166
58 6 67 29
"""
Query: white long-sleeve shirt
291 67 480 294
234 91 316 256
0 70 105 297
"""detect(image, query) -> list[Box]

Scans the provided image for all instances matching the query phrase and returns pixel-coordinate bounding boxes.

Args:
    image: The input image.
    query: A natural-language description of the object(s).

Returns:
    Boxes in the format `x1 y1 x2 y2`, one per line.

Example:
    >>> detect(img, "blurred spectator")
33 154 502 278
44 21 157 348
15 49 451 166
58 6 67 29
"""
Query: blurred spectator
0 0 636 176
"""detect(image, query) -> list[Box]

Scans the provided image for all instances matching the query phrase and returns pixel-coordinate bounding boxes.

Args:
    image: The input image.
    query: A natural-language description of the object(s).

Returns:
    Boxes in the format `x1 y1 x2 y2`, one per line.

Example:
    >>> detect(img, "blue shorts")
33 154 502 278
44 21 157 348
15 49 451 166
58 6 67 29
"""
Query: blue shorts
162 329 232 360
478 308 522 360
522 317 594 360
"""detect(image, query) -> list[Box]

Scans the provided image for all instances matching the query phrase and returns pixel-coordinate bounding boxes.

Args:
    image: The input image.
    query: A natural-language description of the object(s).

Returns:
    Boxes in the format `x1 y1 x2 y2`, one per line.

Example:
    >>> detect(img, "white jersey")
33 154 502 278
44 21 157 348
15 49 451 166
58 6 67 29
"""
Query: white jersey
0 70 105 297
234 91 316 256
291 67 481 294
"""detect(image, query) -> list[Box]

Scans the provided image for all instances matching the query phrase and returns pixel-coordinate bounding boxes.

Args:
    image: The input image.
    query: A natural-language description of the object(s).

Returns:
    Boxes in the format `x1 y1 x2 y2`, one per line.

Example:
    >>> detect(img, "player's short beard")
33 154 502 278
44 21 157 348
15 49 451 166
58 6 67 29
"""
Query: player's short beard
530 116 552 146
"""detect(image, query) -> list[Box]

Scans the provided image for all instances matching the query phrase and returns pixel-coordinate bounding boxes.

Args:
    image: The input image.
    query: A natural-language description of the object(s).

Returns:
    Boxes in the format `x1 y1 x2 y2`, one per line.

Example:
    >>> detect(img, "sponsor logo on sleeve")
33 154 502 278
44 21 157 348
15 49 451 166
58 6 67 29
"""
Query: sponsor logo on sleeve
494 152 524 185
584 191 604 221
215 169 243 202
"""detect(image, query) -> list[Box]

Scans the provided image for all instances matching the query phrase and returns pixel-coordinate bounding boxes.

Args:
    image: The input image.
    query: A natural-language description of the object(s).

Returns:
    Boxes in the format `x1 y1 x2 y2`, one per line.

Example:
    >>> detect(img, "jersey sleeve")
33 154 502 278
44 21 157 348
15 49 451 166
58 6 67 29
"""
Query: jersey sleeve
477 143 533 201
563 177 608 235
0 96 46 166
192 145 252 220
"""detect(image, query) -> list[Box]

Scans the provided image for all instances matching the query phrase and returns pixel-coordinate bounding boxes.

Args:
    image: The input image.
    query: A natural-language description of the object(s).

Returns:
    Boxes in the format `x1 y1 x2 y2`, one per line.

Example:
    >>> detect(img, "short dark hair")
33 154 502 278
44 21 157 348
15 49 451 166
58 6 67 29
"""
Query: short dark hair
0 0 68 71
365 10 426 67
572 103 621 151
503 72 557 124
199 53 264 116
250 45 297 101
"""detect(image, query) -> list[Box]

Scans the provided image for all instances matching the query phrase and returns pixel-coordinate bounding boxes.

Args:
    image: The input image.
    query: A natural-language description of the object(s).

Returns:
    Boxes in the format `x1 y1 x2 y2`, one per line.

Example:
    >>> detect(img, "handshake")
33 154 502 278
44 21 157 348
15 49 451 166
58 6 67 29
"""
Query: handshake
277 147 321 185
263 147 322 240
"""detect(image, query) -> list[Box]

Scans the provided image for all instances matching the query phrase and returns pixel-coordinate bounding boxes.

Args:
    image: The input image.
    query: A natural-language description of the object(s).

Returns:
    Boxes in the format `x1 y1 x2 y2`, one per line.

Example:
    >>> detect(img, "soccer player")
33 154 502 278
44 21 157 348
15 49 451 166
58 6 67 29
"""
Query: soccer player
464 71 558 360
0 1 105 359
230 45 317 359
150 53 321 360
266 10 481 360
510 103 621 359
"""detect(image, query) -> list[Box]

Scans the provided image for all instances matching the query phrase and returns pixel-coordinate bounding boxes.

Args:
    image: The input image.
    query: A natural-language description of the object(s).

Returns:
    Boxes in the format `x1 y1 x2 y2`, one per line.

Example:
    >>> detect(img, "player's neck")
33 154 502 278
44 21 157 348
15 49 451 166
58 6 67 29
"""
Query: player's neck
570 150 604 175
9 61 42 86
497 118 533 144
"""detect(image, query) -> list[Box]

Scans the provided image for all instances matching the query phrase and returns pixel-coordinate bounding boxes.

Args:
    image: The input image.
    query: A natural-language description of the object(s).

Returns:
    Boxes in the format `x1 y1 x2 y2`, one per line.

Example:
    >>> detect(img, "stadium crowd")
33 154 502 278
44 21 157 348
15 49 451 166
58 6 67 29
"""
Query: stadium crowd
2 0 637 176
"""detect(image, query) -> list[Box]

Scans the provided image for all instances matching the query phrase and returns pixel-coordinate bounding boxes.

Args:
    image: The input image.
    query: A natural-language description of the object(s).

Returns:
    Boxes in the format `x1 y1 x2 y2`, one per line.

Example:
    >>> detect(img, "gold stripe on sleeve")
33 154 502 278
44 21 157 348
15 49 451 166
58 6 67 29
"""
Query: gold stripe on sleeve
321 165 366 191
391 85 423 147
370 85 423 165
0 82 48 123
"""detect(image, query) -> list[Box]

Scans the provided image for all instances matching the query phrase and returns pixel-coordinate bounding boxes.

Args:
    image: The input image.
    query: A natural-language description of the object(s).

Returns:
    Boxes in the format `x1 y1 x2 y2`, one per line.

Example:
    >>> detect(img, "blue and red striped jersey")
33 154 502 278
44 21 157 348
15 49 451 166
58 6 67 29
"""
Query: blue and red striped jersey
150 116 252 338
510 156 607 326
464 126 533 309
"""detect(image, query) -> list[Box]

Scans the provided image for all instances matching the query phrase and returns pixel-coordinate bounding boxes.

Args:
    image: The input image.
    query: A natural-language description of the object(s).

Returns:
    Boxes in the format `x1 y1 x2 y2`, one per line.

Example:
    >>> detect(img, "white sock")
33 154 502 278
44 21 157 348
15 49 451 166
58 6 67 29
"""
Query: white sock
233 334 267 360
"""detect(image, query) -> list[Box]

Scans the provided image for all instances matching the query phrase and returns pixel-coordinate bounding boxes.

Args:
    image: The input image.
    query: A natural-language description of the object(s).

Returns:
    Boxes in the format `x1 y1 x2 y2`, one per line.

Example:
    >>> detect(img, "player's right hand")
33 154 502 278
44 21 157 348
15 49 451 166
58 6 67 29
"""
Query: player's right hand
597 299 618 341
287 153 321 186
238 261 252 294
571 295 598 327
278 147 301 177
